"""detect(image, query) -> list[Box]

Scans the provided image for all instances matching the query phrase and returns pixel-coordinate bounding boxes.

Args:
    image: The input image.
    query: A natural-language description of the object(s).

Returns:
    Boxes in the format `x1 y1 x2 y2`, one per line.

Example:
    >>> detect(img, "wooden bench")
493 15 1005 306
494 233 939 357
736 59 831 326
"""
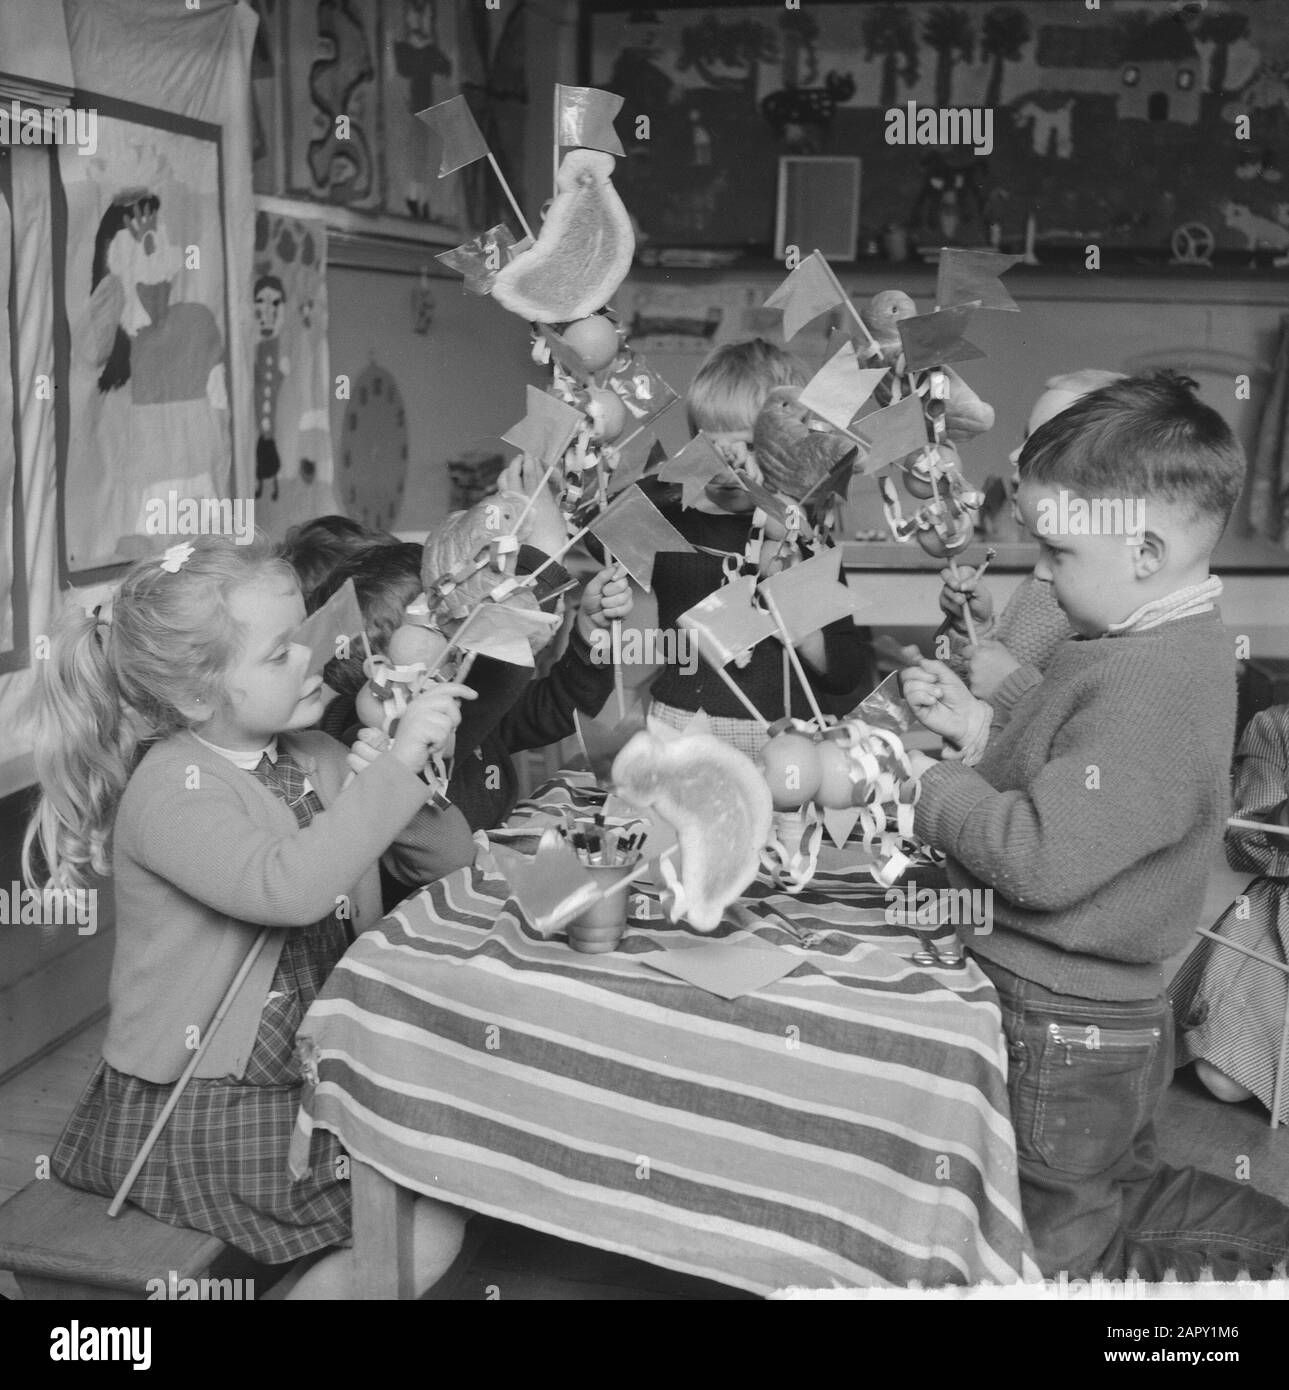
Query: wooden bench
0 1179 261 1300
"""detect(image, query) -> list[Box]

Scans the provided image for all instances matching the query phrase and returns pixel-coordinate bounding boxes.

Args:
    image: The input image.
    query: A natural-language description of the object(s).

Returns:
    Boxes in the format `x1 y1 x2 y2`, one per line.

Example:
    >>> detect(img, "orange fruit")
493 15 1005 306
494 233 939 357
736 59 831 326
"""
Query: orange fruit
586 387 628 441
759 732 821 810
563 315 619 371
814 739 856 809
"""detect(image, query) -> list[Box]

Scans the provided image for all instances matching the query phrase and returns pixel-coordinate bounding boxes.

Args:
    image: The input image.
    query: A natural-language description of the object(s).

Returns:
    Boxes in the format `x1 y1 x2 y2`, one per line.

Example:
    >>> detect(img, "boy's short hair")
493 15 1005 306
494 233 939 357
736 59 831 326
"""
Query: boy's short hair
316 541 424 655
686 338 809 434
281 514 390 611
1019 370 1245 538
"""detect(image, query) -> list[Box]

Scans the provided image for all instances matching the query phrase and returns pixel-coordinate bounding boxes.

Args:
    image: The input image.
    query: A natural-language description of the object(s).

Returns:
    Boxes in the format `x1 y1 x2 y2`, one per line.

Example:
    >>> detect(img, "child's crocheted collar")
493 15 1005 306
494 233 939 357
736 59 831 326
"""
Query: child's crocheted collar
1103 575 1223 636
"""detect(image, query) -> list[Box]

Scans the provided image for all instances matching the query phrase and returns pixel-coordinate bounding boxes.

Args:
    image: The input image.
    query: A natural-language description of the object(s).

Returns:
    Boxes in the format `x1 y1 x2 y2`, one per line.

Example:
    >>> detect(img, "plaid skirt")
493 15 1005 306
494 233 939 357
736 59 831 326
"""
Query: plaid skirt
648 698 770 757
53 914 352 1265
1171 876 1289 1125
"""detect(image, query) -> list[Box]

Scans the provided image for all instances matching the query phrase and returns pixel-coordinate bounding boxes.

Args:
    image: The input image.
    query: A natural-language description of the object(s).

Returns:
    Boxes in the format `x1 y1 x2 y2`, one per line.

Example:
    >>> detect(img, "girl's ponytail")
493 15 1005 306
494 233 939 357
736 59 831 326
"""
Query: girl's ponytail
22 533 295 891
22 603 142 890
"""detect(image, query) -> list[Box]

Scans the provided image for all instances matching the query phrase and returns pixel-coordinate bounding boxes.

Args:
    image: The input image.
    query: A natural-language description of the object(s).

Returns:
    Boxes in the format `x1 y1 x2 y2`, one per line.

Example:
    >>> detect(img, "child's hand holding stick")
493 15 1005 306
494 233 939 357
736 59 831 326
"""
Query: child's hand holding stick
941 547 997 648
900 658 987 748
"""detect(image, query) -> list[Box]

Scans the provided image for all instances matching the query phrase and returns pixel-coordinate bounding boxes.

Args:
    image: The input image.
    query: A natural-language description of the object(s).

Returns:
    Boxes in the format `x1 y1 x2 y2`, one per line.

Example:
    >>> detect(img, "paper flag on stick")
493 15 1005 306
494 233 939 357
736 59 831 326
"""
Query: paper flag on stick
292 580 367 679
853 393 929 474
555 84 626 157
606 431 665 498
436 225 523 295
678 576 777 664
587 484 694 589
757 548 867 644
574 706 649 783
416 95 489 176
797 342 888 431
763 252 848 339
604 351 679 427
738 477 796 528
799 452 858 508
897 305 984 373
822 805 863 850
659 433 725 507
491 832 606 934
501 386 585 465
936 249 1022 313
454 603 560 667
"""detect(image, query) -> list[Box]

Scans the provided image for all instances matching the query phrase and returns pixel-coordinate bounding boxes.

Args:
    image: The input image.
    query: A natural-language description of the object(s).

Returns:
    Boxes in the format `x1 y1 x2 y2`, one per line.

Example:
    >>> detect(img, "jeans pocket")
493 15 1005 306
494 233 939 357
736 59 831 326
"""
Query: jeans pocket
1022 1019 1162 1177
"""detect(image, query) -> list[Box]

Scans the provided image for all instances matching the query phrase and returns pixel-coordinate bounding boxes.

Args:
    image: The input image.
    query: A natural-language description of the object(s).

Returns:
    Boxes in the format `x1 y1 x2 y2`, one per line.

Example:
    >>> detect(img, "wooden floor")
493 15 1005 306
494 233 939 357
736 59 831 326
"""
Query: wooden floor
2 856 1284 1300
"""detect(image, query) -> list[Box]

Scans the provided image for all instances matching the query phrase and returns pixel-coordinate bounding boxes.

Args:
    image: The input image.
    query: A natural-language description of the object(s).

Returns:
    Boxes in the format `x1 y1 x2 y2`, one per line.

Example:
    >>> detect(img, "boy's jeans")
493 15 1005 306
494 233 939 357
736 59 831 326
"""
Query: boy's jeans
977 955 1289 1280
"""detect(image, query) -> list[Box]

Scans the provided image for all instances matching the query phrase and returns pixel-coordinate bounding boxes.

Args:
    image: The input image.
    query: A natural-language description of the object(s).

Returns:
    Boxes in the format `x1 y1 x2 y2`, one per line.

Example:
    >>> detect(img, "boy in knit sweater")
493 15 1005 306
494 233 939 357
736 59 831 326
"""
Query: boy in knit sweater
901 372 1289 1280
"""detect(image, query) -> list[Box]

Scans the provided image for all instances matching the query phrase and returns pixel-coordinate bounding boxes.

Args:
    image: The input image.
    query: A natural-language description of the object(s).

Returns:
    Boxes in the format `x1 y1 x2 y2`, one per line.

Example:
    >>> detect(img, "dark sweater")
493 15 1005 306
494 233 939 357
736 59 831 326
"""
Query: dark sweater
914 610 1236 1000
646 496 874 722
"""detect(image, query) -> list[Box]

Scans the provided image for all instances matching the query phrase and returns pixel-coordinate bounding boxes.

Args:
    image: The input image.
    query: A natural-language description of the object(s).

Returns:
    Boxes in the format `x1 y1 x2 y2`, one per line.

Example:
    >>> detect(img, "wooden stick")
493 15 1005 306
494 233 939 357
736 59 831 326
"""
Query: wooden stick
1273 989 1289 1131
1229 817 1289 839
109 928 272 1217
422 599 491 682
509 461 559 537
818 253 878 358
487 151 533 242
948 557 979 647
603 549 627 723
526 518 594 582
761 589 827 729
801 403 871 454
691 642 770 728
1196 925 1289 975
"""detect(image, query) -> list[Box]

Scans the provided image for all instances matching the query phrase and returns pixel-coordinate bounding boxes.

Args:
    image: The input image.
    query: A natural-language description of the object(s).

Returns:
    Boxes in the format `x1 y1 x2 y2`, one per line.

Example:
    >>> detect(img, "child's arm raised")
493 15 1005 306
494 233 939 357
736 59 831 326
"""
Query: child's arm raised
125 686 475 927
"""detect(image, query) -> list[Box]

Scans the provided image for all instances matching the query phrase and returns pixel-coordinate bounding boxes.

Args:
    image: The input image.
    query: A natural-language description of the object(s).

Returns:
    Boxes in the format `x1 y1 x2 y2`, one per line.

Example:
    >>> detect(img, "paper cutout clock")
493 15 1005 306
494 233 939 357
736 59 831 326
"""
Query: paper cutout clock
339 363 408 531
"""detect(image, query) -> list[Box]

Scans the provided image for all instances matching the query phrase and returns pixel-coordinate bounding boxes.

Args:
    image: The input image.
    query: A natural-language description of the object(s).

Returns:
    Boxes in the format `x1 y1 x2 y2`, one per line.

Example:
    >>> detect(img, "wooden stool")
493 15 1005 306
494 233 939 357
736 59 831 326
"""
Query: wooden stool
0 1179 249 1300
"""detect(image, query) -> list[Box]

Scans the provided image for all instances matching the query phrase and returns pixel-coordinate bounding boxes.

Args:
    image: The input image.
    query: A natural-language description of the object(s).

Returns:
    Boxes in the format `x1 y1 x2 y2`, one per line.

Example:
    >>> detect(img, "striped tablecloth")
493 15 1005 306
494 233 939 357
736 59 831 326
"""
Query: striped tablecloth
291 776 1039 1294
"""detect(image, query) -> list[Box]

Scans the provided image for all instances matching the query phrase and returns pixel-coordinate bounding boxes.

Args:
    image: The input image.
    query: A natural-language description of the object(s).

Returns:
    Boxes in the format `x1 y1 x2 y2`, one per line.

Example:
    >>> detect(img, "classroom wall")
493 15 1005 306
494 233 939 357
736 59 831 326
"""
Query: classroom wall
325 265 543 531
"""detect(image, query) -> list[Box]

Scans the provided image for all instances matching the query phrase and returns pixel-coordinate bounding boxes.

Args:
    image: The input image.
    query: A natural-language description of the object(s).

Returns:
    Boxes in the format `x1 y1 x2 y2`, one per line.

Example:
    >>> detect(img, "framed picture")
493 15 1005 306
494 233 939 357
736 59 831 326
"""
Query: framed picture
276 0 467 245
54 96 234 583
581 0 1289 263
0 147 29 676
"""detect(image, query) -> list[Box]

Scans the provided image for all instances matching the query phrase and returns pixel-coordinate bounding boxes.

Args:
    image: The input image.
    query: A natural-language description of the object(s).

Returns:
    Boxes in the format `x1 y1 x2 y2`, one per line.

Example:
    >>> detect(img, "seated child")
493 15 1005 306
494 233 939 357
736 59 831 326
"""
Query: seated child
281 514 391 612
337 464 632 895
900 371 1289 1280
24 535 476 1298
937 371 1124 702
645 339 875 754
1171 705 1289 1117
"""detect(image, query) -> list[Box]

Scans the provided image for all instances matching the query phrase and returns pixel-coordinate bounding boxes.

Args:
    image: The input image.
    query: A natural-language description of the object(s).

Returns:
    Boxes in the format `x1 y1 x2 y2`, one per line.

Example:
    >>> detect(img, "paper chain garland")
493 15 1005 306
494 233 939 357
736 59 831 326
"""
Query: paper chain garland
758 716 926 894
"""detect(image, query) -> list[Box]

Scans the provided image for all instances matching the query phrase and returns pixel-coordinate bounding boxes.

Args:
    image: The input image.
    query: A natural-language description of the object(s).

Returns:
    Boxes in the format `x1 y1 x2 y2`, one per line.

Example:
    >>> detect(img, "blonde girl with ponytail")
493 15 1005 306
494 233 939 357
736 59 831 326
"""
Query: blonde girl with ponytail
25 535 476 1298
